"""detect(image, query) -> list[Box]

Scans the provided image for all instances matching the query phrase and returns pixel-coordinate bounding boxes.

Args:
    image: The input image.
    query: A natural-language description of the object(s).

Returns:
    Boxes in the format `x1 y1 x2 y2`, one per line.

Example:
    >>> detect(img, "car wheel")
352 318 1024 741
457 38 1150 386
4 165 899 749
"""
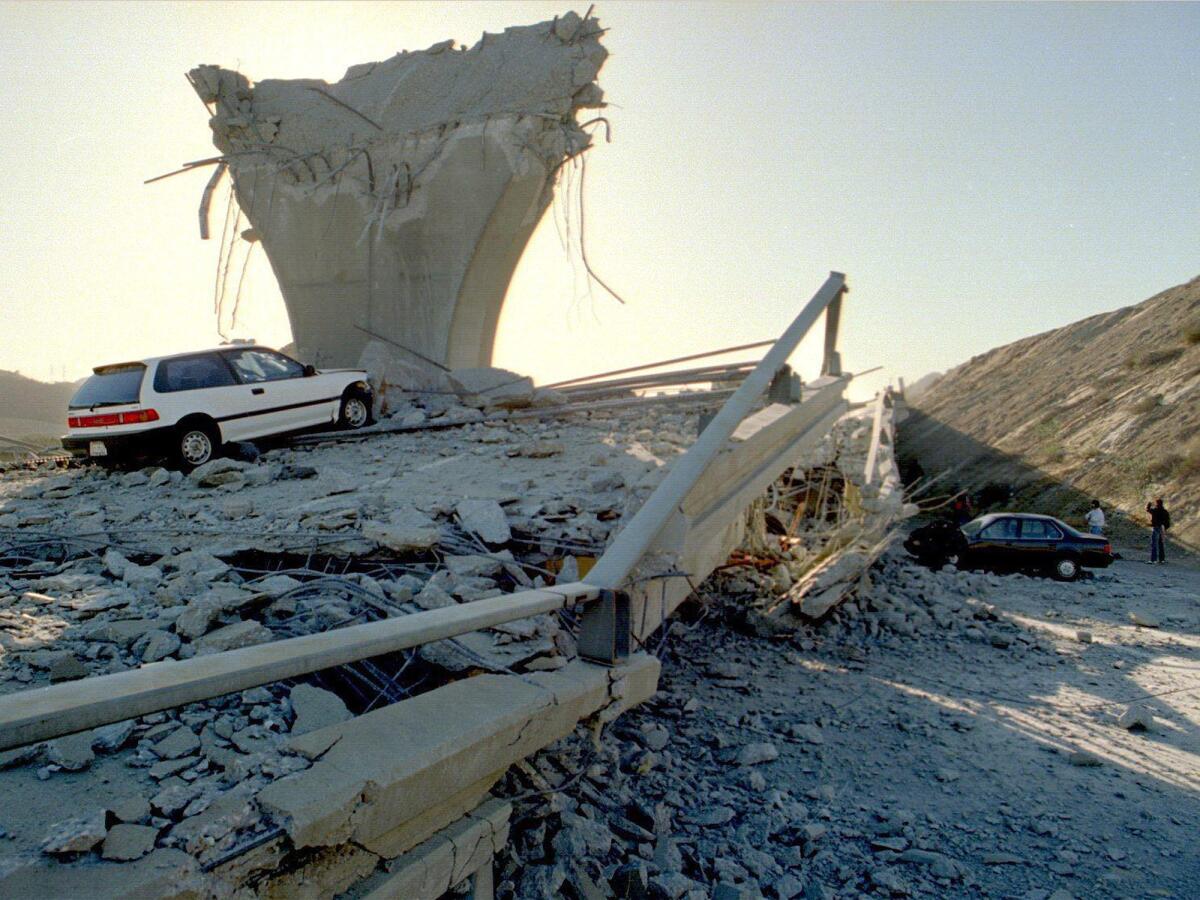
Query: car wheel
176 423 218 469
1052 556 1080 582
339 393 370 430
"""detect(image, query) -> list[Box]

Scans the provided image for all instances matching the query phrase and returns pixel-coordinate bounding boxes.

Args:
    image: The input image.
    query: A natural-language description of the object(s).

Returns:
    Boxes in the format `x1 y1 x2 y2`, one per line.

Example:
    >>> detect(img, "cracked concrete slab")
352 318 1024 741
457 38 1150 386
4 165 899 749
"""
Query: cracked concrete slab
256 655 658 850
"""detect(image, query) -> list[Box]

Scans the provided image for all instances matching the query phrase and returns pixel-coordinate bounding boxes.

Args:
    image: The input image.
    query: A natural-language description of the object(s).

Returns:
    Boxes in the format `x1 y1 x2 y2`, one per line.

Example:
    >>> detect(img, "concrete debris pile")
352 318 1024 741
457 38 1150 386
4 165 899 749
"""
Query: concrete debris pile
0 404 701 560
721 395 915 626
0 402 707 889
190 10 608 374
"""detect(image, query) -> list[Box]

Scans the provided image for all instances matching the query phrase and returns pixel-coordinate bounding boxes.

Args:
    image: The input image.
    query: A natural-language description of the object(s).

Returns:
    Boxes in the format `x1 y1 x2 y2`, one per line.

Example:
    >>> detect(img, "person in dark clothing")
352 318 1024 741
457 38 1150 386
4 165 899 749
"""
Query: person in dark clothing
951 494 973 526
1146 498 1171 564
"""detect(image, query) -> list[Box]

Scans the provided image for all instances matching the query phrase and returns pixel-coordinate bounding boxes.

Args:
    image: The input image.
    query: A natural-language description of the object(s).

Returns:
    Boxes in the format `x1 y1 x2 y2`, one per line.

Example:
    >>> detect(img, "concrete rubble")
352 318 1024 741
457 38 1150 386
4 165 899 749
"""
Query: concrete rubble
481 548 1200 899
189 10 608 375
3 372 1196 897
0 398 708 894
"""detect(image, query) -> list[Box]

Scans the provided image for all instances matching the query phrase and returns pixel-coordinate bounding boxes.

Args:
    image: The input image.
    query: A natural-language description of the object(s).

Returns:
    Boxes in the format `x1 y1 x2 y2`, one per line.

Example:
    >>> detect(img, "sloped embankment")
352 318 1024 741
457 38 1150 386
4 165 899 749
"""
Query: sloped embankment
899 275 1200 548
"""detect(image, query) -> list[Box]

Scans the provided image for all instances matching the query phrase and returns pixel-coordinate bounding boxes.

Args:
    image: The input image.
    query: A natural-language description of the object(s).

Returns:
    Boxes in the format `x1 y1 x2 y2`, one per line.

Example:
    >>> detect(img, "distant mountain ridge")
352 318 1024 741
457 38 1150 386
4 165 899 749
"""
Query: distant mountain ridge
899 275 1200 549
0 370 78 445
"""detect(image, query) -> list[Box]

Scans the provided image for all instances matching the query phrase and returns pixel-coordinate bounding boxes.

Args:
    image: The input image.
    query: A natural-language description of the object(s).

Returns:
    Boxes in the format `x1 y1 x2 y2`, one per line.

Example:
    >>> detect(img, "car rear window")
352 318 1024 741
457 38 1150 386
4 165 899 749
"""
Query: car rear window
1020 519 1063 539
69 365 145 409
154 354 237 393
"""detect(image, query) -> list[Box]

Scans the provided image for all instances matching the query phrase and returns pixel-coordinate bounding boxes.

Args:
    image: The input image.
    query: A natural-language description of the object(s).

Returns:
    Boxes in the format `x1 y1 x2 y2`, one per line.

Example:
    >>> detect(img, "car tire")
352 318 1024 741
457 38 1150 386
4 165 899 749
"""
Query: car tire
338 392 371 430
176 422 219 470
1051 555 1080 582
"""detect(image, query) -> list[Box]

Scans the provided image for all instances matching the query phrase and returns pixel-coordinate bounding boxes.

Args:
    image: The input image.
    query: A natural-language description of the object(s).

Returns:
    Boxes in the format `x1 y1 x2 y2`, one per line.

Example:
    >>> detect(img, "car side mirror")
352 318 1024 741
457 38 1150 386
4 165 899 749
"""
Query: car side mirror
303 364 317 377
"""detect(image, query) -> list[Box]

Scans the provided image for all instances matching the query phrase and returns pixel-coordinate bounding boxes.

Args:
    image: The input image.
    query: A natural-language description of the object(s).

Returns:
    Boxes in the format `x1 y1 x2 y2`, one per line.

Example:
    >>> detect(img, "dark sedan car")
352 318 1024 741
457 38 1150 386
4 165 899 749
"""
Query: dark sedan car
904 513 1113 581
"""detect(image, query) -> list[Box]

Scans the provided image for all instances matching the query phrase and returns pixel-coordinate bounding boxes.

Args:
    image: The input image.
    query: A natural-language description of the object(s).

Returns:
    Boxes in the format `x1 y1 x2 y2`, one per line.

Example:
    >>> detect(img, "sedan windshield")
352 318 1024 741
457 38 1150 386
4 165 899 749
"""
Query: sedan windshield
69 366 145 409
960 516 993 537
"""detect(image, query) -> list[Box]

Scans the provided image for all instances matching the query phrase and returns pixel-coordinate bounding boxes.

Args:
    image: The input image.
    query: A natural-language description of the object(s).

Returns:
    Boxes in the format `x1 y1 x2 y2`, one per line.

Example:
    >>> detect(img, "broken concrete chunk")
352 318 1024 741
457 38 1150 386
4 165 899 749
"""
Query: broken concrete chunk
1118 706 1155 732
290 684 353 736
175 600 222 640
736 742 779 766
444 552 508 578
92 719 136 753
48 654 89 683
168 787 259 855
153 726 201 760
252 574 303 598
414 583 456 610
136 629 182 662
0 743 44 770
152 782 204 818
122 563 164 591
112 795 152 825
1128 610 1160 628
455 498 511 544
449 367 535 409
197 620 272 654
102 823 159 861
189 458 249 487
41 810 107 855
104 549 131 579
362 506 441 552
47 733 95 771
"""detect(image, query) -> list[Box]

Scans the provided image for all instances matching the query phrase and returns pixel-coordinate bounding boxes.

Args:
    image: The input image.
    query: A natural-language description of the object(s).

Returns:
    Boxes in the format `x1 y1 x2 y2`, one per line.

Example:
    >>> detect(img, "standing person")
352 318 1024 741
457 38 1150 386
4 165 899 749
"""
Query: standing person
951 493 972 526
1146 498 1171 564
1085 500 1106 535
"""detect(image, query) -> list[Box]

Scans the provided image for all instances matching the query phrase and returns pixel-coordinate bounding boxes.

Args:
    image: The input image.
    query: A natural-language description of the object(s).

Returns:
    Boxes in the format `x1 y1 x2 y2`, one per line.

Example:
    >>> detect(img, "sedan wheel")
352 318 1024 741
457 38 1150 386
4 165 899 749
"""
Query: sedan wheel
340 395 370 429
179 428 214 467
1053 557 1080 582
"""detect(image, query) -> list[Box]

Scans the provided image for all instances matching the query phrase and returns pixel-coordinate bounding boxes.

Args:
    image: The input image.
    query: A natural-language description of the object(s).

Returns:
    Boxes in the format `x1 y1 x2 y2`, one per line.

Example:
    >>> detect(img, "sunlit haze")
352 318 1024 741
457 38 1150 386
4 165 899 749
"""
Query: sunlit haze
1 1 1196 399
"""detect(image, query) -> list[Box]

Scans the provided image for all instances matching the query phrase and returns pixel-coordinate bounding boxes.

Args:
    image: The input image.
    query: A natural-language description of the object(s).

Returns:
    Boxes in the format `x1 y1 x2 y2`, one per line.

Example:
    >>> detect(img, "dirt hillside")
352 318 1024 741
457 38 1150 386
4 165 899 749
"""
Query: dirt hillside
898 275 1200 549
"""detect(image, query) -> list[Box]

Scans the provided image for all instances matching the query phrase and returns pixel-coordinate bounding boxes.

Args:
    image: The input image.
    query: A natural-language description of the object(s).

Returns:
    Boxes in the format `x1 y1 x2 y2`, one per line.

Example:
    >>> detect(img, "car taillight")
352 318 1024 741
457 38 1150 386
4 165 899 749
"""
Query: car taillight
1104 543 1112 555
69 409 159 428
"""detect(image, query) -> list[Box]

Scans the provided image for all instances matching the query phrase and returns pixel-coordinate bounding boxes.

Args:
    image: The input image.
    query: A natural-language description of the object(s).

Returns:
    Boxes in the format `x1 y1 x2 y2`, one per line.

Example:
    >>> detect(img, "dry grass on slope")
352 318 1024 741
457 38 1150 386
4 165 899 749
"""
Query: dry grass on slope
900 276 1200 550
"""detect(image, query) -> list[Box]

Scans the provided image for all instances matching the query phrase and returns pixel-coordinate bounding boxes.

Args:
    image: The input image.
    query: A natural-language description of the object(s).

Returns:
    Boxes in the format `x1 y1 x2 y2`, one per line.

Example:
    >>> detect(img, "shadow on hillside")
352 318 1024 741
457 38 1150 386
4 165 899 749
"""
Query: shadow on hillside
897 407 1197 560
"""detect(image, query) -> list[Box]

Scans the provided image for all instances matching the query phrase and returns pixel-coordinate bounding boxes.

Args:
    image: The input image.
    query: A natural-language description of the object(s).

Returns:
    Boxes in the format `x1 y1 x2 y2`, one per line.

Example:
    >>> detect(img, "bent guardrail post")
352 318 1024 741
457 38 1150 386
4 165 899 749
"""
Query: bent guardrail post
821 286 845 376
583 271 847 591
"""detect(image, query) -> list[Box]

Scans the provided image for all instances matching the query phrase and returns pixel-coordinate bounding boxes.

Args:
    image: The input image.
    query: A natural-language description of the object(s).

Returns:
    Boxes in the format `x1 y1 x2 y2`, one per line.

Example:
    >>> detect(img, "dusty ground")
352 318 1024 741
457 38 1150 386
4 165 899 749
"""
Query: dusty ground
504 550 1200 899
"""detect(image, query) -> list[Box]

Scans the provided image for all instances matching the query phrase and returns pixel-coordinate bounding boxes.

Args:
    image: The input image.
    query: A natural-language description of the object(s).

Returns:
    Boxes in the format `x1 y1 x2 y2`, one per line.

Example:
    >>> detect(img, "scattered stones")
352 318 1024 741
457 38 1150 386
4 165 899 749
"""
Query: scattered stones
736 742 779 766
1128 611 1160 628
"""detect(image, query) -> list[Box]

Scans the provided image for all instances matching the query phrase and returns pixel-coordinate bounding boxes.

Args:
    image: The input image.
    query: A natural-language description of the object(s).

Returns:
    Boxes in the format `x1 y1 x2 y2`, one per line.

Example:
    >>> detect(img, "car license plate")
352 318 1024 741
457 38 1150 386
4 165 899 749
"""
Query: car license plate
89 441 108 457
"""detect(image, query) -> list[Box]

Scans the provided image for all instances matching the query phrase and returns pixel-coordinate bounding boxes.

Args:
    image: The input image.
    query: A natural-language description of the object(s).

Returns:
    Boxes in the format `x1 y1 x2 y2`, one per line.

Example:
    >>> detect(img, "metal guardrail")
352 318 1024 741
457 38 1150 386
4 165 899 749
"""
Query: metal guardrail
0 272 850 751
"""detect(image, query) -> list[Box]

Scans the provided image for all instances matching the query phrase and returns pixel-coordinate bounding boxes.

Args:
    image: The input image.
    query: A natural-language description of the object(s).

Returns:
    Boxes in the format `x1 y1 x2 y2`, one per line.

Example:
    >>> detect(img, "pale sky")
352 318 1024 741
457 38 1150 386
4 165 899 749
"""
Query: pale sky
1 1 1196 399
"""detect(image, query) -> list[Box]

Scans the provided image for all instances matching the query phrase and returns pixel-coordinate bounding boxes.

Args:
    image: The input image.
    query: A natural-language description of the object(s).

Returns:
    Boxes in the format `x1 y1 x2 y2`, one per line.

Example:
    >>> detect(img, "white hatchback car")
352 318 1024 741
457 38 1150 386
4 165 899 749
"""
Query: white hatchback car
62 345 373 468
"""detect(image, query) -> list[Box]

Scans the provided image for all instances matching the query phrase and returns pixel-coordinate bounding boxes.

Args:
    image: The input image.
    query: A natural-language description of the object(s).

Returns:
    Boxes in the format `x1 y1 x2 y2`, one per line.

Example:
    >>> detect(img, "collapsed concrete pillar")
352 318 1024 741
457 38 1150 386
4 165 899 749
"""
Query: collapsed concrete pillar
189 10 606 371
